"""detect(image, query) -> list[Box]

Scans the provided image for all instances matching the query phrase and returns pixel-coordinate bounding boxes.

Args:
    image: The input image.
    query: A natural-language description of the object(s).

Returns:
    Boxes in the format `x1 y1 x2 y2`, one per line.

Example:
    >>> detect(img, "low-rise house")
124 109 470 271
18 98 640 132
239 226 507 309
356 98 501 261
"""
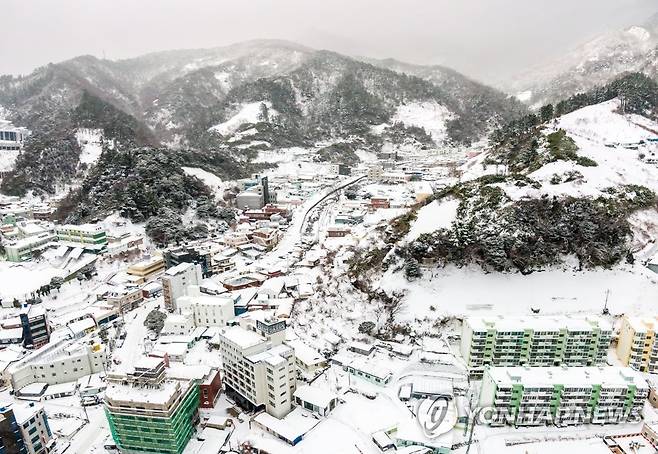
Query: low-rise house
327 226 351 238
211 253 235 274
349 341 374 356
223 232 250 248
0 327 24 346
287 340 327 379
293 385 338 416
162 313 195 337
222 273 267 291
344 358 392 386
105 285 143 313
370 197 391 210
252 227 280 249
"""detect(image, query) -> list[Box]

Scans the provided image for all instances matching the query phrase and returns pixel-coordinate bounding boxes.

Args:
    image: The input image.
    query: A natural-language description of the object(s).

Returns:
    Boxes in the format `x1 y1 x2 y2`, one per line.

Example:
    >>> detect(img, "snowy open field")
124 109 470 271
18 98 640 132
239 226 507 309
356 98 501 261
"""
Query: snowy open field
378 262 658 320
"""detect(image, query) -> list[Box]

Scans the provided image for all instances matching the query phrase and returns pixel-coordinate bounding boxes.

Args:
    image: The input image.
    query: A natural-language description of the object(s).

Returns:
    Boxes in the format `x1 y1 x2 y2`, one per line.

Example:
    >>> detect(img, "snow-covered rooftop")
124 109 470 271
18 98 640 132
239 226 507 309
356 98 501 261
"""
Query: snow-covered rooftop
487 366 649 388
219 325 266 349
465 315 611 332
293 385 337 409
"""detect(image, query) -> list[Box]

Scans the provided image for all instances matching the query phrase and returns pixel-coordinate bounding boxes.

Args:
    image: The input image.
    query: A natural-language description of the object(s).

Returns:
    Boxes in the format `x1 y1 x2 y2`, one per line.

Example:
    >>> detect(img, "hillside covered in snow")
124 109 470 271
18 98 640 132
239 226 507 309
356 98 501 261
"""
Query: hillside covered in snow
346 75 658 318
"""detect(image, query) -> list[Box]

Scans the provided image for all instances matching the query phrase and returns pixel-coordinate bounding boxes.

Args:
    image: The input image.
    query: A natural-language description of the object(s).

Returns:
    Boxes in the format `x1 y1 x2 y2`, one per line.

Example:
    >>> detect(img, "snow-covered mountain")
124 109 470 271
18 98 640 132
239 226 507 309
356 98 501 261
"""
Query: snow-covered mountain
504 13 658 107
0 40 524 150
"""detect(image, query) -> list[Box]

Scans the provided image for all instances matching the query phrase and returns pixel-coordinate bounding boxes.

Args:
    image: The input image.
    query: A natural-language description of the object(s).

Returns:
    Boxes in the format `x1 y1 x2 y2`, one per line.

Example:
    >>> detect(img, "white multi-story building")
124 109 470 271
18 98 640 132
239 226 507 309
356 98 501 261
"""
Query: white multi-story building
461 316 612 376
162 285 235 335
177 285 235 327
217 316 296 418
161 263 202 312
161 313 196 337
4 232 56 262
13 403 52 454
9 338 108 391
480 366 649 427
0 120 29 151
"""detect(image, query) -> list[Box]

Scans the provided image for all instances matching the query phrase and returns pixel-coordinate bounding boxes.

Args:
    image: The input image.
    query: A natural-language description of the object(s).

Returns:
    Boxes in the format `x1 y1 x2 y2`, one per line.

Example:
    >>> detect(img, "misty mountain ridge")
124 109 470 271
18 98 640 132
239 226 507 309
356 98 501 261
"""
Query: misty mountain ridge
506 12 658 106
0 39 524 151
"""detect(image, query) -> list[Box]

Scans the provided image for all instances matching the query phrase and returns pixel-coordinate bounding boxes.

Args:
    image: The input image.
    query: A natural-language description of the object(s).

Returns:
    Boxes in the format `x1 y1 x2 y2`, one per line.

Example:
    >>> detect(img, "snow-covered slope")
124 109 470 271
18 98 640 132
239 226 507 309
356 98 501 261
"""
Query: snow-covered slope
75 128 104 165
390 101 454 144
406 197 459 242
209 101 277 136
181 166 225 199
493 99 658 201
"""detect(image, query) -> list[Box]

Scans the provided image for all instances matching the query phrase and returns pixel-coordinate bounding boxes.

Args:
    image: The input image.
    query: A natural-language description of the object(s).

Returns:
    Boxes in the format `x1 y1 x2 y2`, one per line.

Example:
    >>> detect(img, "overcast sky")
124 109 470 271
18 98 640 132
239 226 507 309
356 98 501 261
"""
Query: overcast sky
2 0 657 83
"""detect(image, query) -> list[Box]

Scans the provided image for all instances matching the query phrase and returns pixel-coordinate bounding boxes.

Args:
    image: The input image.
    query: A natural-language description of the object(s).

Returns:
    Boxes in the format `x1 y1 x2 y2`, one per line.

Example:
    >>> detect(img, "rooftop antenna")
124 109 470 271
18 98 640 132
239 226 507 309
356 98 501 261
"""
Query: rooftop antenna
603 289 610 315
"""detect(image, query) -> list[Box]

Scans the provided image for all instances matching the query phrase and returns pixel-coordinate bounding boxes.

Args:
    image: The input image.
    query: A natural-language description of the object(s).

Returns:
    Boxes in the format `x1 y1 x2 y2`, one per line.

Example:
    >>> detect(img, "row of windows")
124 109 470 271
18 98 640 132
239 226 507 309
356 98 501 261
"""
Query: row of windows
0 131 20 141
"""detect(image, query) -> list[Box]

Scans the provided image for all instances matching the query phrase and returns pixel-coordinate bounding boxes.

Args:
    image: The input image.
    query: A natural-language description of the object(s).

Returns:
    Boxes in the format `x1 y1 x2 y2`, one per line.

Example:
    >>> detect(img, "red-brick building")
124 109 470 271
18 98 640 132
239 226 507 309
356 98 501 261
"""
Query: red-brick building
200 369 222 408
370 198 390 210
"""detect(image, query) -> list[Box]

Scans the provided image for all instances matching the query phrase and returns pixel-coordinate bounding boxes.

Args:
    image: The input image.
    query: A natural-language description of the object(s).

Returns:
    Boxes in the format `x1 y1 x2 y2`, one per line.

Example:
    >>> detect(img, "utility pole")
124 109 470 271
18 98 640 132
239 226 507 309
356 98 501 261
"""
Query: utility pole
603 289 610 315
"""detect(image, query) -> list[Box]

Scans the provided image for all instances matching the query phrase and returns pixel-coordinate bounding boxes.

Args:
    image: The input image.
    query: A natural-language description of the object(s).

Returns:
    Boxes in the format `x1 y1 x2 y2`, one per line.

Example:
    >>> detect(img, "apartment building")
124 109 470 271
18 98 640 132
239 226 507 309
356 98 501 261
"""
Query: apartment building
10 339 107 391
0 406 27 454
19 307 50 350
217 317 296 418
480 366 649 427
13 403 52 454
104 358 199 454
461 316 612 377
55 224 107 249
161 263 202 312
617 316 658 373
